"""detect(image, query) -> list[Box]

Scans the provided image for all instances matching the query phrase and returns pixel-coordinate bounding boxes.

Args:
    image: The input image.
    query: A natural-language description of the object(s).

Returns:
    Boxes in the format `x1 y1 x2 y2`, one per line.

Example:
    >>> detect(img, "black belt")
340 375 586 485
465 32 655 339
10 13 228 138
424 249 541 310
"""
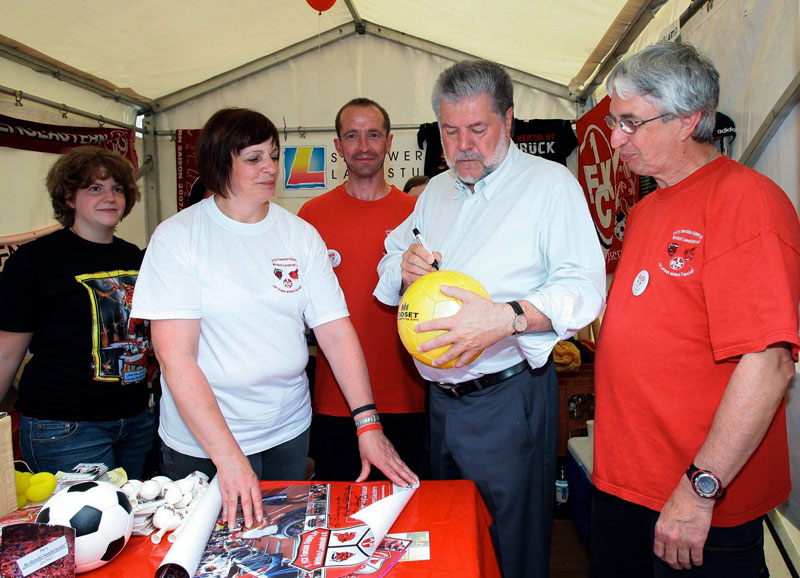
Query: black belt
429 360 530 399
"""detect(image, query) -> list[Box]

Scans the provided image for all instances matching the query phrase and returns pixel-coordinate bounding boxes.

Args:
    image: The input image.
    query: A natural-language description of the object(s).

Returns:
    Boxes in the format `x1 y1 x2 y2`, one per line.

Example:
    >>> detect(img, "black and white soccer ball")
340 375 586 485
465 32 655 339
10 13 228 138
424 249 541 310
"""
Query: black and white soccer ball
36 480 134 573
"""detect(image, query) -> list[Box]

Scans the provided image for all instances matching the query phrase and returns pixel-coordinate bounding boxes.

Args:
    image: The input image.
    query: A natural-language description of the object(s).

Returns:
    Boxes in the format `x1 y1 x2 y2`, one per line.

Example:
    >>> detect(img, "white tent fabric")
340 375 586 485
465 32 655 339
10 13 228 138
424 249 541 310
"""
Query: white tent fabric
0 0 627 99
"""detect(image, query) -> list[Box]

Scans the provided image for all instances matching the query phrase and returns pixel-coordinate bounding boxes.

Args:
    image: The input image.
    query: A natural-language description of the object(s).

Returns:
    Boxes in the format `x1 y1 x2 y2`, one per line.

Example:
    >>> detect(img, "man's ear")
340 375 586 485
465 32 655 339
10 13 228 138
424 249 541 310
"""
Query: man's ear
504 108 513 136
678 111 703 142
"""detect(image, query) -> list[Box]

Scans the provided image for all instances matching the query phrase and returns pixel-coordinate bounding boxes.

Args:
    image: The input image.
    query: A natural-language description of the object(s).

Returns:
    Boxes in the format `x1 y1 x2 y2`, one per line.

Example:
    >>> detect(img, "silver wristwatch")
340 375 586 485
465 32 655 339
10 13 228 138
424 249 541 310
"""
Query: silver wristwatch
354 414 381 428
507 300 528 335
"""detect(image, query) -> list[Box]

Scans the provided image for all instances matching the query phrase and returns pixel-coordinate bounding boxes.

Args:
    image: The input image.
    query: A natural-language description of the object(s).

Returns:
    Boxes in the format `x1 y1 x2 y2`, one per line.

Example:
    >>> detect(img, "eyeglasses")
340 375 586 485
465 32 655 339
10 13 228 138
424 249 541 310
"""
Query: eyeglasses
605 113 670 134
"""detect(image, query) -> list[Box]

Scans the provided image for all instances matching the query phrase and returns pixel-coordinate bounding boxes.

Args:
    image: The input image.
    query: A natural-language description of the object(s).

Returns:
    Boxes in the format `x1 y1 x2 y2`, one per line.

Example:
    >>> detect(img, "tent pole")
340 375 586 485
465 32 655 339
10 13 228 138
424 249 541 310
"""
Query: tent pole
0 84 138 131
574 0 714 102
154 124 427 139
153 26 357 114
141 114 161 239
0 38 151 112
341 0 365 34
364 22 573 102
738 69 800 168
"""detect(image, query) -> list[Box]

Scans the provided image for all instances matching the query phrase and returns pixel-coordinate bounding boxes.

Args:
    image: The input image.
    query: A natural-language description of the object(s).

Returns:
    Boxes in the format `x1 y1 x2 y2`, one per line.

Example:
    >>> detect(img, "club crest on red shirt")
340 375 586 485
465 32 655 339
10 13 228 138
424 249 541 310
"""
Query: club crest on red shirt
659 229 703 277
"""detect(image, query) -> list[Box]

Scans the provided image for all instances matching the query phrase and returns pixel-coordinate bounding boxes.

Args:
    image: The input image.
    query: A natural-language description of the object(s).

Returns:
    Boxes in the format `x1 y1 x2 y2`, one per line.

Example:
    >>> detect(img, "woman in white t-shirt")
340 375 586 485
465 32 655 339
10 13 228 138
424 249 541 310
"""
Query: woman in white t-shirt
131 108 417 529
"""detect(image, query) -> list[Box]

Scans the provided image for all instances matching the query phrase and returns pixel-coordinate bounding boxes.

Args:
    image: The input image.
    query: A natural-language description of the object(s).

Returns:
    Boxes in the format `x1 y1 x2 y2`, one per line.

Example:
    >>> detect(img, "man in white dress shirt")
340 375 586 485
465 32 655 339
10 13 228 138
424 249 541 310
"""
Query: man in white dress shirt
374 59 606 578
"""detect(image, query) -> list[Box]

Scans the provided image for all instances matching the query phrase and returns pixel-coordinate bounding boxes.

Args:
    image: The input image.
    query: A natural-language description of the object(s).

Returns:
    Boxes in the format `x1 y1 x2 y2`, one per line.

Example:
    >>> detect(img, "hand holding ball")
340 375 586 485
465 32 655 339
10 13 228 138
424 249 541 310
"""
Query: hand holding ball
397 270 490 368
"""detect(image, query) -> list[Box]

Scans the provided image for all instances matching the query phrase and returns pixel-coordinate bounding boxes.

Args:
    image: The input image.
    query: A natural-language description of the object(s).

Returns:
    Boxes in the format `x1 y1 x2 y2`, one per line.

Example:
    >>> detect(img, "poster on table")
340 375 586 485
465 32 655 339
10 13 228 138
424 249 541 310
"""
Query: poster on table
156 478 417 578
576 96 639 273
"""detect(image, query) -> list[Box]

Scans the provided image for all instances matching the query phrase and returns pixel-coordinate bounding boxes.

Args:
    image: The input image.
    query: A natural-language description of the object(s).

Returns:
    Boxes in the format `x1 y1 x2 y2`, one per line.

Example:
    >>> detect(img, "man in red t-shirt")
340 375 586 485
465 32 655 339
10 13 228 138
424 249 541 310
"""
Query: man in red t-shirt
592 42 800 578
298 98 425 481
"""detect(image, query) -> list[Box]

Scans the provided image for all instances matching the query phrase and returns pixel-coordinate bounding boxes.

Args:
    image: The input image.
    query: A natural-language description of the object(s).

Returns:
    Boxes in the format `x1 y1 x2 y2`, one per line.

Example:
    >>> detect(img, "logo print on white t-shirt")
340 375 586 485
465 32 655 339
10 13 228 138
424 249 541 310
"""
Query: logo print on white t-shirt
328 249 341 267
272 257 302 293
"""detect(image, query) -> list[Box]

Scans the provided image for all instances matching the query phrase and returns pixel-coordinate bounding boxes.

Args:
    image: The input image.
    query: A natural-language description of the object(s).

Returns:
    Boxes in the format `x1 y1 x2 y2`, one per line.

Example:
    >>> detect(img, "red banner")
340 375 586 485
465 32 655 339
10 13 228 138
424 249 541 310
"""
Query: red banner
175 129 201 211
0 114 138 167
576 96 638 273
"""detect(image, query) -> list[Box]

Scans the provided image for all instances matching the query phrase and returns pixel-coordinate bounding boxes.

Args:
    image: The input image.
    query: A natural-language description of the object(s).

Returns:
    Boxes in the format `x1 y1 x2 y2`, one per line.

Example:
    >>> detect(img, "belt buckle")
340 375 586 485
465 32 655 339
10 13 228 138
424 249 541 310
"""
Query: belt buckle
437 382 462 399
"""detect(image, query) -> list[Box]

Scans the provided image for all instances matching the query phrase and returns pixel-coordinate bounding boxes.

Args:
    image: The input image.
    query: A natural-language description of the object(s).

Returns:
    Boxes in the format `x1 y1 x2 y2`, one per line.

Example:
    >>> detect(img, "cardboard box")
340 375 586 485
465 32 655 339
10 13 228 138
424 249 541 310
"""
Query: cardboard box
0 413 16 517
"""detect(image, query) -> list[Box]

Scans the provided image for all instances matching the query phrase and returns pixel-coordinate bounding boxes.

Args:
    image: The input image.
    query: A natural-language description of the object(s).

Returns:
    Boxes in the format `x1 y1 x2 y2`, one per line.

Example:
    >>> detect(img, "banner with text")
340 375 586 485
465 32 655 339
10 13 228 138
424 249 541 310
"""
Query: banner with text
576 96 639 273
0 113 138 167
175 129 202 211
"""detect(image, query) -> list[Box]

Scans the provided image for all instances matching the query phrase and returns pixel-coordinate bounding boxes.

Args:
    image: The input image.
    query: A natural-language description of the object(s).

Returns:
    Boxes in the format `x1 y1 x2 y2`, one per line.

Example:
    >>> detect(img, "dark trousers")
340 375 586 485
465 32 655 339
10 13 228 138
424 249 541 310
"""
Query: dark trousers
428 359 558 578
310 412 427 481
590 488 769 578
160 427 310 481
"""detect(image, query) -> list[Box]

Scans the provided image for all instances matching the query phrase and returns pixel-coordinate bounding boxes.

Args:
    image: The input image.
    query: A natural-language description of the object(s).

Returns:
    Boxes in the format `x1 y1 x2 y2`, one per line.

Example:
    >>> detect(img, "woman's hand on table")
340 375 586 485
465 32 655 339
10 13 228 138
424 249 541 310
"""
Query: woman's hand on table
216 453 263 530
357 430 419 487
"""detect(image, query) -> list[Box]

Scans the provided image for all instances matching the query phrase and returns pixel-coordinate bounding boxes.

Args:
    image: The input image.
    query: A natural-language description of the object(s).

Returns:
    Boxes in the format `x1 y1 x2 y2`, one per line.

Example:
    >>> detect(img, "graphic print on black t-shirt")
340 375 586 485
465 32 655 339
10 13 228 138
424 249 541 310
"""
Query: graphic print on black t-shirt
75 270 150 384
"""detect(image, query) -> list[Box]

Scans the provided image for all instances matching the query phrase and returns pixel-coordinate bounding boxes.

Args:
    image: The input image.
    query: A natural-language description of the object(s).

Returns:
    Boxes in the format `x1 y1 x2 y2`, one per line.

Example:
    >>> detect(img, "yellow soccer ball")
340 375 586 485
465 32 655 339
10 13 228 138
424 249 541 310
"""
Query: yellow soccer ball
397 270 490 368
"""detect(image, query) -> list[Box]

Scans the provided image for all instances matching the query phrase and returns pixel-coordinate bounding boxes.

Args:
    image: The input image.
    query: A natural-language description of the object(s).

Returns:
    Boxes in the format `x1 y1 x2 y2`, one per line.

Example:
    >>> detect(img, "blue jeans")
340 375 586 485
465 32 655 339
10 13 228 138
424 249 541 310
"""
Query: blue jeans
19 409 155 479
160 427 310 481
590 488 769 578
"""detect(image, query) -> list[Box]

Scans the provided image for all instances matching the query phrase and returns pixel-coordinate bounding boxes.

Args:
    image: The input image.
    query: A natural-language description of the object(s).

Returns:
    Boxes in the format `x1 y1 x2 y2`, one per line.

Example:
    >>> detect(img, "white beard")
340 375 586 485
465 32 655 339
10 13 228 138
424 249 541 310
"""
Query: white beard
446 133 510 185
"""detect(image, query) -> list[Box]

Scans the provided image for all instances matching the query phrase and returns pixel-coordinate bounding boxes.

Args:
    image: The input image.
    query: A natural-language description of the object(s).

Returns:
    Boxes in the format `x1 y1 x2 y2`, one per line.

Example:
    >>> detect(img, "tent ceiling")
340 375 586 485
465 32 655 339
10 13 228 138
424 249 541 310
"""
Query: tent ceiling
0 0 637 107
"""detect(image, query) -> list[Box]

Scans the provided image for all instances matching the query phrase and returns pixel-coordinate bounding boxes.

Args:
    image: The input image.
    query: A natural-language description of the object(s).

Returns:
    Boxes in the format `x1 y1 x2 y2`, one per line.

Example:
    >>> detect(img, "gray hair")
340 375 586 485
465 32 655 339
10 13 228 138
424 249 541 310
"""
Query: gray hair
431 60 514 121
606 42 719 142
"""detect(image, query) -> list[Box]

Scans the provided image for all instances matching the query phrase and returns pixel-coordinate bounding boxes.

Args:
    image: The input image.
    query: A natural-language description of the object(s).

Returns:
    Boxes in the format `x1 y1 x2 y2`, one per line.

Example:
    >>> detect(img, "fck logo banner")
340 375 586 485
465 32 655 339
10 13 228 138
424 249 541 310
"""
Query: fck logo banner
576 96 639 274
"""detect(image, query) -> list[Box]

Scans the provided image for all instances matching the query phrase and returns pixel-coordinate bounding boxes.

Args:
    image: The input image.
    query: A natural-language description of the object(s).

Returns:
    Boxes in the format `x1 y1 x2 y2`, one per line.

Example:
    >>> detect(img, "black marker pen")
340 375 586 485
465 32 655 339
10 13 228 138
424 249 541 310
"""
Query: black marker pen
412 227 440 270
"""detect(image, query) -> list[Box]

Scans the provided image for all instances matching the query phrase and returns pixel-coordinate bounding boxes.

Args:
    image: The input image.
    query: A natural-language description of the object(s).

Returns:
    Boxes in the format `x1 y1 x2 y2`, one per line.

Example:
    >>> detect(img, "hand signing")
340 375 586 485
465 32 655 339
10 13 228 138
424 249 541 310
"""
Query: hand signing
400 244 441 289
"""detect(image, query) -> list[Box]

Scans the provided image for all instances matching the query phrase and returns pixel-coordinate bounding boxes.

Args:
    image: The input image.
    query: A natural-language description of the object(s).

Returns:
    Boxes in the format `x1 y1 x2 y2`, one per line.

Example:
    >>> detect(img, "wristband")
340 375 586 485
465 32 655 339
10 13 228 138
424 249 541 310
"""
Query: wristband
354 413 381 428
350 403 377 418
356 423 383 437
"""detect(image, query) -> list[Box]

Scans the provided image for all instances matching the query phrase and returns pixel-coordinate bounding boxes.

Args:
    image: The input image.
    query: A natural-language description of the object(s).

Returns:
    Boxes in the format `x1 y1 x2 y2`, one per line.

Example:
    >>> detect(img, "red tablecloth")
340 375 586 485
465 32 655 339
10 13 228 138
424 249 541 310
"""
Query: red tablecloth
85 480 500 578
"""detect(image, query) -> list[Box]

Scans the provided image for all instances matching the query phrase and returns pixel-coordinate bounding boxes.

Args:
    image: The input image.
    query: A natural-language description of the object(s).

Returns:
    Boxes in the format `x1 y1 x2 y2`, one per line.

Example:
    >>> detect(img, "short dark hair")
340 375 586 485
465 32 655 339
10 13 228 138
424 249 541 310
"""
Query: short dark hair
334 98 391 139
431 60 514 121
402 175 429 193
46 146 140 227
197 108 280 197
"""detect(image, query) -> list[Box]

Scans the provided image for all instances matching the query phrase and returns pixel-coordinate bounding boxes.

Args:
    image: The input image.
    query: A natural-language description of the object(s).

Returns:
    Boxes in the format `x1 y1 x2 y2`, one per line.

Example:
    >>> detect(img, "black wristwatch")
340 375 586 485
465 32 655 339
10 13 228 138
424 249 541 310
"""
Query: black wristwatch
507 300 528 335
686 464 726 500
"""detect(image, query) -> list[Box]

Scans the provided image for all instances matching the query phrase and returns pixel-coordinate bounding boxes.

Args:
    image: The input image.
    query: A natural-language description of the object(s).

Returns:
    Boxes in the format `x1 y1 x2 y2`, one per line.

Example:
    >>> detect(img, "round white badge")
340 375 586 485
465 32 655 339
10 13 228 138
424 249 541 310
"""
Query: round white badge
327 249 341 267
632 270 649 296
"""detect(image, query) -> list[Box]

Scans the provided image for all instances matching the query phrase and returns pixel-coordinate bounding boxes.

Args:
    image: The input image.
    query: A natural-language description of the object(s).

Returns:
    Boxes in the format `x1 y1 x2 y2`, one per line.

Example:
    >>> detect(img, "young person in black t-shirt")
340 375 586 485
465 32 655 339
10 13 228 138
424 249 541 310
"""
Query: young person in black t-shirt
0 146 155 477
